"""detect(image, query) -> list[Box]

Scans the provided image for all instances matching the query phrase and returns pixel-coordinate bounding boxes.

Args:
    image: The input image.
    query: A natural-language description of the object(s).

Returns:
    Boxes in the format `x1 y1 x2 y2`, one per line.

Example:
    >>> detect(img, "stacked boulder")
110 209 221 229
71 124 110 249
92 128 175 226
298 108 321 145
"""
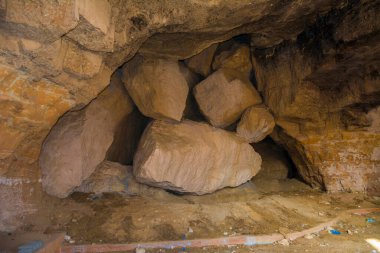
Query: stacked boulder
121 40 276 195
41 39 275 198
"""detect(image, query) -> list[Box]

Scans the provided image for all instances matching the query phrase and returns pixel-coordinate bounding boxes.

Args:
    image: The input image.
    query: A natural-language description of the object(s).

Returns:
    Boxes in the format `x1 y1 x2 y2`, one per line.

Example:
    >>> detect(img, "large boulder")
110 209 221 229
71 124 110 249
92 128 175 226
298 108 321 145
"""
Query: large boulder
194 68 262 128
236 105 275 143
122 56 189 121
133 120 262 194
40 75 133 198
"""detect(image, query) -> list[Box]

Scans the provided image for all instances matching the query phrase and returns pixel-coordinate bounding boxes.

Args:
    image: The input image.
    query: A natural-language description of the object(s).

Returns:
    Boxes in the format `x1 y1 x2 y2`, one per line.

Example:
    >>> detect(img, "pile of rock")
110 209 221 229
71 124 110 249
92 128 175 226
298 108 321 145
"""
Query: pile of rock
40 40 276 197
121 40 276 195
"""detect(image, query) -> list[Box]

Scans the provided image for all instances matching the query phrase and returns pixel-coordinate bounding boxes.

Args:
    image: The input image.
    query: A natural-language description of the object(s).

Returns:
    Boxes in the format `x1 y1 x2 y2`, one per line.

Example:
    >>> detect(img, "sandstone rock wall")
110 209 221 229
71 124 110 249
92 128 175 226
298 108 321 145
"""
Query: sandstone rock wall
0 65 74 231
251 0 380 194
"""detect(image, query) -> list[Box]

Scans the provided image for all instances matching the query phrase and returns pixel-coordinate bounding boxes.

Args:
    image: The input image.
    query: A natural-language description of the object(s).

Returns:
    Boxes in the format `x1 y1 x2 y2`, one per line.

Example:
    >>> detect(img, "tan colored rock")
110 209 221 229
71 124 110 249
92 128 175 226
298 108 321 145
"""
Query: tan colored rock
4 0 78 42
252 36 380 195
74 161 162 196
74 161 127 194
20 39 68 75
237 106 275 143
76 0 111 35
40 75 133 198
122 56 188 121
62 42 103 79
185 43 218 76
194 69 262 128
0 0 361 232
213 43 251 78
134 120 262 194
67 0 115 52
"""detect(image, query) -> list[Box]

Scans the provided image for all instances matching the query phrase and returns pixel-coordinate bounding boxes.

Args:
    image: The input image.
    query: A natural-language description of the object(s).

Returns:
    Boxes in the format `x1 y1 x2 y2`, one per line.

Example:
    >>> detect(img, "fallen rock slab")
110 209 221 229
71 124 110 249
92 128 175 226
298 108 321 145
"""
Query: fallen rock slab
122 55 188 121
133 120 262 194
40 75 133 198
194 69 262 128
237 105 275 143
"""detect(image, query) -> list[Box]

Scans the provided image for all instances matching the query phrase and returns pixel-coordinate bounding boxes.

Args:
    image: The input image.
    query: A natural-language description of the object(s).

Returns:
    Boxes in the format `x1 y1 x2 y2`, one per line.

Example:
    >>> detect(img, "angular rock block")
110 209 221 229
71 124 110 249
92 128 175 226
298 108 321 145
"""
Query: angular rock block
40 76 133 198
133 120 262 194
185 43 218 77
194 69 262 128
237 106 275 143
122 56 189 121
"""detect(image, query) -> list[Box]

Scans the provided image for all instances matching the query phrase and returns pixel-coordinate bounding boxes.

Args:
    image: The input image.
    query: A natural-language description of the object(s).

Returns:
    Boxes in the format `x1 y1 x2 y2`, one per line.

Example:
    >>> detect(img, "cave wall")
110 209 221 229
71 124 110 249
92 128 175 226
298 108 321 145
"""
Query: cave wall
0 0 378 232
251 0 380 194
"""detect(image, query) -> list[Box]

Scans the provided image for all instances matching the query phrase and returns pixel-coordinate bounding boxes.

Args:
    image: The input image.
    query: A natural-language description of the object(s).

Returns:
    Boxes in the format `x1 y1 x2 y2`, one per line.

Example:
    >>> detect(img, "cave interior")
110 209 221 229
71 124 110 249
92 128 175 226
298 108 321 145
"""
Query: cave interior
0 0 379 252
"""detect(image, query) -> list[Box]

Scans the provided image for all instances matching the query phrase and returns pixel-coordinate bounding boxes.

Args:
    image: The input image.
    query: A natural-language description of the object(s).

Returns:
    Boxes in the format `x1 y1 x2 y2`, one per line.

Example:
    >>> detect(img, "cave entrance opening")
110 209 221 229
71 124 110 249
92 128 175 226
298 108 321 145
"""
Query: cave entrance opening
34 33 325 246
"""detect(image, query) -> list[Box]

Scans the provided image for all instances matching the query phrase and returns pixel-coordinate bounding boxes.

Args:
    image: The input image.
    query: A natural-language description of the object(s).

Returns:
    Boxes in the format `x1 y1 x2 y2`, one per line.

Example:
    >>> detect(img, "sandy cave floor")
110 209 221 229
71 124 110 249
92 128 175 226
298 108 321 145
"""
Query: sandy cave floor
1 178 380 253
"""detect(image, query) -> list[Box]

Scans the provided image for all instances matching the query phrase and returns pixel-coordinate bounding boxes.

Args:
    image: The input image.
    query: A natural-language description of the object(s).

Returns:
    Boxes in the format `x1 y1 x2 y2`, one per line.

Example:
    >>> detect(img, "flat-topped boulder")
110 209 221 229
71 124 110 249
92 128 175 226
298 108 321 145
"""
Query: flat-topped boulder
133 120 262 194
122 56 189 121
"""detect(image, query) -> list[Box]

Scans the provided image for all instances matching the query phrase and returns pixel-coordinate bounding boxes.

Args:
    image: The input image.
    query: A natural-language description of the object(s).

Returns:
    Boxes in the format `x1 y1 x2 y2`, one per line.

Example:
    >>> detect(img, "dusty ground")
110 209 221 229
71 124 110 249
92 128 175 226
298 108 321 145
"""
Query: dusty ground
1 177 379 252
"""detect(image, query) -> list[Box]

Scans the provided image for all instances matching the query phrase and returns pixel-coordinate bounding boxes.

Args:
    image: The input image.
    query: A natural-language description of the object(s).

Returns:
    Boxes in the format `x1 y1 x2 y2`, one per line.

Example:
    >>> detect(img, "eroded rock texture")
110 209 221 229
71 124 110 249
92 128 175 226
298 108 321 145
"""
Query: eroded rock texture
251 0 380 194
40 75 133 198
134 120 262 194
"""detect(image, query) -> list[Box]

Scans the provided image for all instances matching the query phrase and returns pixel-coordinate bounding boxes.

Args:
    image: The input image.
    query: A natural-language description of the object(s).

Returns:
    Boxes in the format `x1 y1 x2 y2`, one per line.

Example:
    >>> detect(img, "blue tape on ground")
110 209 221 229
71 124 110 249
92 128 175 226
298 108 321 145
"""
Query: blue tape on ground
18 240 44 253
